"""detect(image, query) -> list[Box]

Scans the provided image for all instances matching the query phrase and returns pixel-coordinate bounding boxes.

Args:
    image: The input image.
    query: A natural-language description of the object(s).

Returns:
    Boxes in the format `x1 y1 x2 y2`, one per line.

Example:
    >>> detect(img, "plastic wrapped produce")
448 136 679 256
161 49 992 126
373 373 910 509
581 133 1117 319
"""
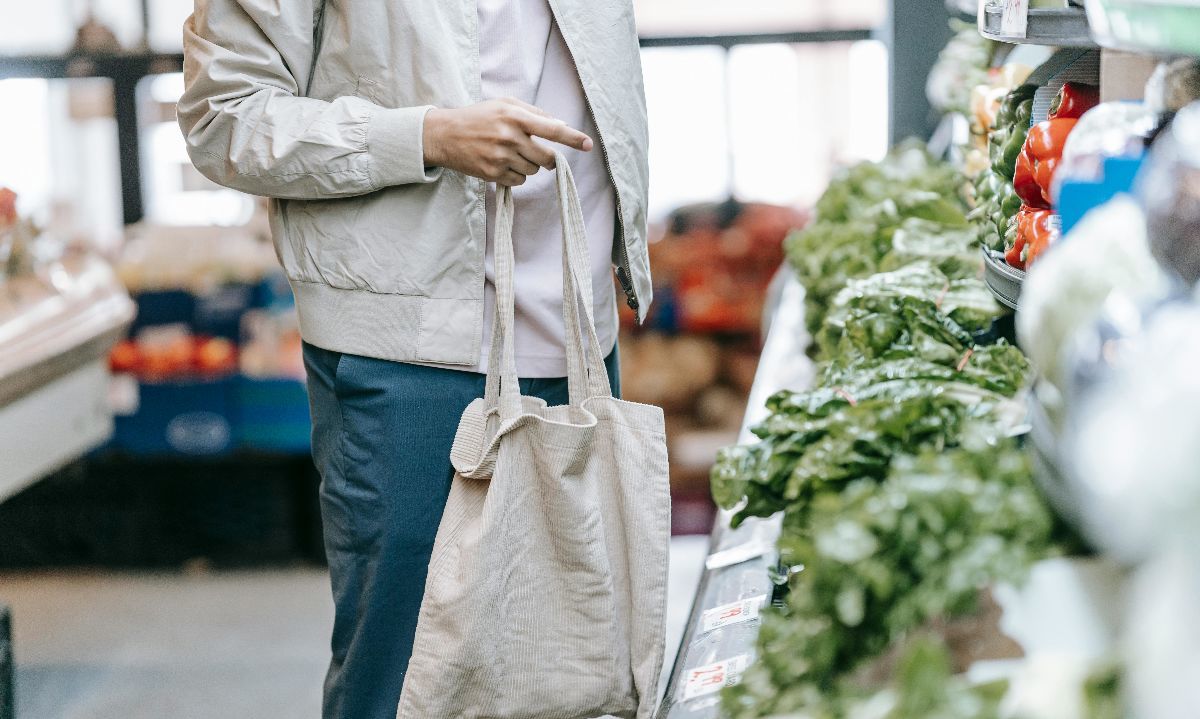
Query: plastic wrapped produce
1125 548 1200 719
1136 101 1200 286
1070 299 1200 562
1017 196 1167 392
1052 102 1156 201
1144 58 1200 116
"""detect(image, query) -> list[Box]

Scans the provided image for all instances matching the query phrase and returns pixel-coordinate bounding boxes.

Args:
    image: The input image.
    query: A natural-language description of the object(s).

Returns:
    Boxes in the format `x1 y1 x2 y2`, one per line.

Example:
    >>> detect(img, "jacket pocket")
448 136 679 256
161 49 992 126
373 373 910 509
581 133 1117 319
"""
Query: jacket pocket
354 76 390 106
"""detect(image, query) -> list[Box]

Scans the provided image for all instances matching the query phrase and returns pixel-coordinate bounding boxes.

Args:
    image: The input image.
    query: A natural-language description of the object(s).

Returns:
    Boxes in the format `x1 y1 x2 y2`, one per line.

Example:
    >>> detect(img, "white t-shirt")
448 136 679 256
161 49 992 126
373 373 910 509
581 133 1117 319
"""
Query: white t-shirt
470 0 619 377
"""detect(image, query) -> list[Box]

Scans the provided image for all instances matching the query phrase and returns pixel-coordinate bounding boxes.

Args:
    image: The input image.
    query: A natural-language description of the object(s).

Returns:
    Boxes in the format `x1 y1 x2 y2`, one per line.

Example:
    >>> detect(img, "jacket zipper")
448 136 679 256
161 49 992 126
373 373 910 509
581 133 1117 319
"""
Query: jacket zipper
544 1 641 316
304 0 329 97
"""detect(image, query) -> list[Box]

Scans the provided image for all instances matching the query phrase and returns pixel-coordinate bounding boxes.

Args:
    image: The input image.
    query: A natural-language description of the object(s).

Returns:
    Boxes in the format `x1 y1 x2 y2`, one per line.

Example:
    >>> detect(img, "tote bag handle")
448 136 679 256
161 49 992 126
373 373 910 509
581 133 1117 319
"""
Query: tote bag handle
482 152 612 419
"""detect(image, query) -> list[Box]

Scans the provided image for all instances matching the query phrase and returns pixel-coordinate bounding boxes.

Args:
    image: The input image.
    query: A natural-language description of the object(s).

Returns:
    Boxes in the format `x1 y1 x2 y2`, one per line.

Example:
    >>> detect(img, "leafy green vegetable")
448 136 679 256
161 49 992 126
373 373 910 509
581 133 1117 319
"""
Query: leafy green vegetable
788 219 889 335
788 146 970 334
1083 660 1125 719
815 294 975 367
813 143 967 225
712 378 1022 528
825 262 1002 338
722 440 1060 719
710 140 1058 719
883 640 1008 719
880 218 981 279
927 20 998 117
820 345 1031 398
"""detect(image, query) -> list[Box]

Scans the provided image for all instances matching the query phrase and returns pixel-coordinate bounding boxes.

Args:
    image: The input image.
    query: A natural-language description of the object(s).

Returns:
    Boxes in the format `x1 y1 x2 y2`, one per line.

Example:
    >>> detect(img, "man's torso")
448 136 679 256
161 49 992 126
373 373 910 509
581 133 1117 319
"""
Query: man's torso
271 0 651 367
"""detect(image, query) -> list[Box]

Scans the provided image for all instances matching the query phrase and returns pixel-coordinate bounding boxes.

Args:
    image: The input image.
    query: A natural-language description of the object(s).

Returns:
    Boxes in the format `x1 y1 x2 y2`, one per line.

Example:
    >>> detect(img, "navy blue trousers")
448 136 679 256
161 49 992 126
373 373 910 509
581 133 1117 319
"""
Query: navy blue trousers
302 342 620 719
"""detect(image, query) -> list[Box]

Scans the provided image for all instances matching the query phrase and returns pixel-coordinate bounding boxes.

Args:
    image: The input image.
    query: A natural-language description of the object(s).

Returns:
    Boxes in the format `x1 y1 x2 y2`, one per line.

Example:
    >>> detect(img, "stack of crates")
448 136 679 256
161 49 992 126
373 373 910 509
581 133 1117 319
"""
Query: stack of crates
110 275 312 457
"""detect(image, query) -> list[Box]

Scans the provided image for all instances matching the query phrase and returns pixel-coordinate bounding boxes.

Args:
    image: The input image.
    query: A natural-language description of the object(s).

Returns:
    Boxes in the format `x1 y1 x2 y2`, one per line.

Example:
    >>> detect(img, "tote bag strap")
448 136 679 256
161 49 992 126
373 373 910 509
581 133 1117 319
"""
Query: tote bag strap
554 155 613 404
482 152 612 420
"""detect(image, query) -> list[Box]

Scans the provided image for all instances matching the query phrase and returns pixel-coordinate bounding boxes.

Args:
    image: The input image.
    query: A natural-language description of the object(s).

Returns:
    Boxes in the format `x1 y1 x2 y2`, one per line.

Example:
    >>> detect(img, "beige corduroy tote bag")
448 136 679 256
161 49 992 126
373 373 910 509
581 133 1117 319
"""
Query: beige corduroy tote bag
396 155 671 719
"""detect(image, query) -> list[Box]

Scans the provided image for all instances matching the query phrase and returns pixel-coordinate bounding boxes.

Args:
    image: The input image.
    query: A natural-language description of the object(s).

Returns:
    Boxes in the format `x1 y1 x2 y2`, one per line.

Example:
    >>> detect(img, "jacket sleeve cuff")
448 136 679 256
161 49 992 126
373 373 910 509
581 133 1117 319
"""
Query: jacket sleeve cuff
366 105 443 187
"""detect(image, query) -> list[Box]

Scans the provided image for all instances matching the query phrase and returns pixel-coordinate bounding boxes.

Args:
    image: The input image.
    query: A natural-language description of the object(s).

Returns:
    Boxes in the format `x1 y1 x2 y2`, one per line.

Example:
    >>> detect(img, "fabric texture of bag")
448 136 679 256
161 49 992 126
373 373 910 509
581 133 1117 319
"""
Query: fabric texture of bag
396 154 671 719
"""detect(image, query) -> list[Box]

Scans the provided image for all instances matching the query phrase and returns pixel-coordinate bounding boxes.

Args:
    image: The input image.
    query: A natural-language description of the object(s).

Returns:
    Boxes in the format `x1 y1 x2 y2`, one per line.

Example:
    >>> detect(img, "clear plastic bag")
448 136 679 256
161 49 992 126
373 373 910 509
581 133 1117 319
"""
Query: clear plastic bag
1136 101 1200 286
1066 293 1200 562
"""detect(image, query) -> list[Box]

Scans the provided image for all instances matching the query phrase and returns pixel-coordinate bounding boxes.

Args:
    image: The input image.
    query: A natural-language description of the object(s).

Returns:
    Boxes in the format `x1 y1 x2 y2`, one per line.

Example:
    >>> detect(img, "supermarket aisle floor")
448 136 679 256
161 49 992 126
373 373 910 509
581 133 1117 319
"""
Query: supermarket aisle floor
3 535 708 719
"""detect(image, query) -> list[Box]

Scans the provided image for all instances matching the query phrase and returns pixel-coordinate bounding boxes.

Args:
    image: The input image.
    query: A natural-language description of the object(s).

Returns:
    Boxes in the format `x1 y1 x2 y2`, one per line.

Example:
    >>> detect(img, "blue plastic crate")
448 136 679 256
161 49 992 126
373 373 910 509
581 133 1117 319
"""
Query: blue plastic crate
112 378 237 457
130 290 194 335
193 283 258 339
253 272 296 310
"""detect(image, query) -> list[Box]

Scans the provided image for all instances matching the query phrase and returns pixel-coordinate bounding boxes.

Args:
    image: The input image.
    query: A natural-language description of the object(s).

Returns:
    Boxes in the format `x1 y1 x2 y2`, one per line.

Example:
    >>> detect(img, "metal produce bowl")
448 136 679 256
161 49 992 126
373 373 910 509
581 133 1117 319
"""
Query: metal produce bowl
982 246 1025 310
1027 393 1082 531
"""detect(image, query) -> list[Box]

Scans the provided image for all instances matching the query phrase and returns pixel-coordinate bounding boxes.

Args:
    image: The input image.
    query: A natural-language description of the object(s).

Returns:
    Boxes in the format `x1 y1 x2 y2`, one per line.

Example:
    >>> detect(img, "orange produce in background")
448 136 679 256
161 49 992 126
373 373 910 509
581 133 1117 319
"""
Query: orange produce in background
109 333 239 380
108 340 141 374
195 337 238 375
639 200 807 334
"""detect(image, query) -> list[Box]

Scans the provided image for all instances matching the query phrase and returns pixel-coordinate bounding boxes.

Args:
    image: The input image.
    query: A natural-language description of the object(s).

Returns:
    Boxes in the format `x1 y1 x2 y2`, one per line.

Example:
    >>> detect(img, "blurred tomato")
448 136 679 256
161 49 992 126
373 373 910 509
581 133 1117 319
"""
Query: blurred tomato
195 337 238 375
108 340 141 374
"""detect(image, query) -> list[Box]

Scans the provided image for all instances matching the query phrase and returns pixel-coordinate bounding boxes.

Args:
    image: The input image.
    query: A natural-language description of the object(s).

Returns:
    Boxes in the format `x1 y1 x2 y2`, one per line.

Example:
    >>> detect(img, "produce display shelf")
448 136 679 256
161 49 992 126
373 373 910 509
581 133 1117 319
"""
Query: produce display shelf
982 246 1025 310
1086 0 1200 57
980 5 1096 47
0 360 113 505
657 273 813 719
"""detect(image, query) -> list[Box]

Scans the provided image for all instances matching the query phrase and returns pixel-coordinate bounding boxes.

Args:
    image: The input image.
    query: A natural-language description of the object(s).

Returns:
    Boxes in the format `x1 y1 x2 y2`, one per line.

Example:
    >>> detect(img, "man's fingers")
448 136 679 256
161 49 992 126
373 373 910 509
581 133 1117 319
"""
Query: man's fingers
521 114 593 152
497 170 527 187
502 97 553 118
507 154 540 177
516 137 557 171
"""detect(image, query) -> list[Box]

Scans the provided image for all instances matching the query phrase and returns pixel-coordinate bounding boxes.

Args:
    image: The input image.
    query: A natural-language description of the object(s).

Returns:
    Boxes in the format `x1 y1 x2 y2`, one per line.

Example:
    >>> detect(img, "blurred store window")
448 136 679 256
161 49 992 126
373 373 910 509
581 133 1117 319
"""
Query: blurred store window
641 46 730 217
644 40 888 218
141 73 254 227
0 77 123 249
0 0 888 53
1 0 191 54
633 0 886 35
1 0 887 54
1 0 889 228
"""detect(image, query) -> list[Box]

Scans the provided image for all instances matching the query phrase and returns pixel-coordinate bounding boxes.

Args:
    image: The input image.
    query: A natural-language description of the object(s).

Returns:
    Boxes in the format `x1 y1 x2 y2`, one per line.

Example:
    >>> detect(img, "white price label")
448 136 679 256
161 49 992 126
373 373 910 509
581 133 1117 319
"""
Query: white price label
705 540 772 570
1000 0 1029 37
108 373 140 416
700 595 767 634
681 654 752 701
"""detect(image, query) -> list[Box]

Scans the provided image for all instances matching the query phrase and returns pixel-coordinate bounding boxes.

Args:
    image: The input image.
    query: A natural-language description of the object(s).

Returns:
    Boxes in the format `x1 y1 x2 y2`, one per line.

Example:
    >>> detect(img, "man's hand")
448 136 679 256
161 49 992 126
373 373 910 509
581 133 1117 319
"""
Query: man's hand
422 98 593 186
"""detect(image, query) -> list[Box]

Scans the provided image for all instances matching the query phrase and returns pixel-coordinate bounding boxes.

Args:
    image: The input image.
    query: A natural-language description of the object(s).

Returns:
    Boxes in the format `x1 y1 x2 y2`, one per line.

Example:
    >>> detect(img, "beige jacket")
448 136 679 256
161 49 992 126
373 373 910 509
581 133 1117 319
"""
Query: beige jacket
178 0 651 366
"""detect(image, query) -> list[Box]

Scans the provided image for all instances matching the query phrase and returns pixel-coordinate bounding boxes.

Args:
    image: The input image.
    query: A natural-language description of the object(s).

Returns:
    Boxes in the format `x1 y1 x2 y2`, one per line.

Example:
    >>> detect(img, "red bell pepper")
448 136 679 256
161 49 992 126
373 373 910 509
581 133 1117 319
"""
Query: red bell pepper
1048 82 1100 120
1004 223 1027 269
1012 117 1078 209
1005 206 1055 270
1013 151 1041 210
1024 209 1058 267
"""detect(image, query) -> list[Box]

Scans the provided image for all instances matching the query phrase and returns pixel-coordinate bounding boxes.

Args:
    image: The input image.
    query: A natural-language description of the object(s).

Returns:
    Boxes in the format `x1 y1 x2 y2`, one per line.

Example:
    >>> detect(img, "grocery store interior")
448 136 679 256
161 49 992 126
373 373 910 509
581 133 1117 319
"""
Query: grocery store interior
3 0 1200 717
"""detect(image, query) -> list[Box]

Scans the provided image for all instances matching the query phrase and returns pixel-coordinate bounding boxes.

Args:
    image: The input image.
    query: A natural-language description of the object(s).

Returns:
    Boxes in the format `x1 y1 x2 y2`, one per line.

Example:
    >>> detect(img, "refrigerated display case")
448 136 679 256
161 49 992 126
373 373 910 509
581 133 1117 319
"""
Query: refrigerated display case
665 3 1200 714
657 275 809 718
0 216 134 501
